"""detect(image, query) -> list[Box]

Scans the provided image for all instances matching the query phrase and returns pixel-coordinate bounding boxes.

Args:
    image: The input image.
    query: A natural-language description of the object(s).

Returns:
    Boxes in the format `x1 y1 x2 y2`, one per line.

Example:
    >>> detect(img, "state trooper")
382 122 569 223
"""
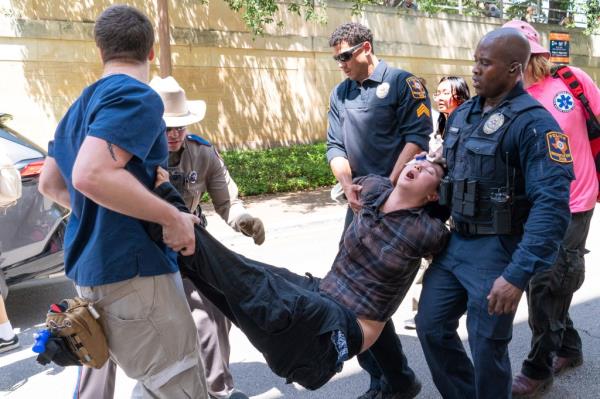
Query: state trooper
74 77 262 399
415 28 574 399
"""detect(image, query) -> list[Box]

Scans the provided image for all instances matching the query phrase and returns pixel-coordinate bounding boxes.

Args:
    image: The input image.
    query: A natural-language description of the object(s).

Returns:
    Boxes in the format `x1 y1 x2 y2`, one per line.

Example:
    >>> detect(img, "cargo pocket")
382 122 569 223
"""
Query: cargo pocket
239 276 304 335
551 248 585 296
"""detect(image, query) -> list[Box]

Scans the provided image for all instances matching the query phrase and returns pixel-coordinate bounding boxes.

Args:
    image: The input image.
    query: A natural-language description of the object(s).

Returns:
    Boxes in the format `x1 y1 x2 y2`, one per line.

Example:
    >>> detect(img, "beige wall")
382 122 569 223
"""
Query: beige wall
1 0 599 149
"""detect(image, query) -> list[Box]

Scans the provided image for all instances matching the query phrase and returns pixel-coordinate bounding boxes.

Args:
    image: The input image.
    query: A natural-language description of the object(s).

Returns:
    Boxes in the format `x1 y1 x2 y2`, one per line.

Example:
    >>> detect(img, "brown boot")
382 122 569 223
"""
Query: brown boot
512 373 553 398
552 355 583 376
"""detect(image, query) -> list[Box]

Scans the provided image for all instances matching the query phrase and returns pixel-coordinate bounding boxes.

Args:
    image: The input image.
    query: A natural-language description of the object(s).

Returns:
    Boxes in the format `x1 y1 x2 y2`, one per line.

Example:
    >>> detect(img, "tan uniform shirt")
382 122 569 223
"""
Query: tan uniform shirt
168 136 246 230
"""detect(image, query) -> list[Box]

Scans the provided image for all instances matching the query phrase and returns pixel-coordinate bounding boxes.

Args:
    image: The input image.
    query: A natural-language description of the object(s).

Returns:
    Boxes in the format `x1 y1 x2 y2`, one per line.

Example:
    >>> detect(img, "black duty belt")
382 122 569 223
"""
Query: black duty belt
452 221 523 236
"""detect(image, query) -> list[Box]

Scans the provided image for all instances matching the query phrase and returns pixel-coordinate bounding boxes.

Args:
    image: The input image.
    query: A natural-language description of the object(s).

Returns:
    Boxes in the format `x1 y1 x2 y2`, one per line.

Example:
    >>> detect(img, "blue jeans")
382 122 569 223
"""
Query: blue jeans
416 234 518 399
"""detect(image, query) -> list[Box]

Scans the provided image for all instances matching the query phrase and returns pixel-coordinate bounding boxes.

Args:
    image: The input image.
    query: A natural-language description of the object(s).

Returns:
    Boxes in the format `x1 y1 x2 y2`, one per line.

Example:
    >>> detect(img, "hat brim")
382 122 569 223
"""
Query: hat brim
163 100 206 127
529 40 549 56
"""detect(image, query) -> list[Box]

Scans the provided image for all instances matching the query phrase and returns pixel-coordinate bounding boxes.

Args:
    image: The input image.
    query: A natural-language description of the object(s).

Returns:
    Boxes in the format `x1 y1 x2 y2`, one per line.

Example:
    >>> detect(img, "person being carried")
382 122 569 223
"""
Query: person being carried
147 155 450 391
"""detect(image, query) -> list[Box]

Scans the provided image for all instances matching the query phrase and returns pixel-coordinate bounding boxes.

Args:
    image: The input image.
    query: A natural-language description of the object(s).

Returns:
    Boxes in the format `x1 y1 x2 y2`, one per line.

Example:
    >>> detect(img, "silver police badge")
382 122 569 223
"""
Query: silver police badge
376 82 390 99
187 170 198 184
483 113 505 134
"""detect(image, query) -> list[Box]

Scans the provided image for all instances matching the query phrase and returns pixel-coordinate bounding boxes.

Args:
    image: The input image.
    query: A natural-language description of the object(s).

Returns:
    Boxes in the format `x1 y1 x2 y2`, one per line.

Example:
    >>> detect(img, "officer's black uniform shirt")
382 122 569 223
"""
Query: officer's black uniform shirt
444 82 574 289
326 61 433 178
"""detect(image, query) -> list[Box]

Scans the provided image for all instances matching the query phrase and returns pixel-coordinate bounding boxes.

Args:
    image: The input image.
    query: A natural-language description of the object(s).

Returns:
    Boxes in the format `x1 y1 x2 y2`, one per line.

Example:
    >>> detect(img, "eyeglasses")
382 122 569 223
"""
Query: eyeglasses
433 91 453 100
166 126 186 133
333 42 365 63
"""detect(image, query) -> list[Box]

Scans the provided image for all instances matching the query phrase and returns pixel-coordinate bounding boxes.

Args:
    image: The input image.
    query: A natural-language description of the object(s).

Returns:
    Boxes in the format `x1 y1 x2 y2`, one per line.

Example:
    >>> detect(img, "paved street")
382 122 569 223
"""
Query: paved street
1 189 599 398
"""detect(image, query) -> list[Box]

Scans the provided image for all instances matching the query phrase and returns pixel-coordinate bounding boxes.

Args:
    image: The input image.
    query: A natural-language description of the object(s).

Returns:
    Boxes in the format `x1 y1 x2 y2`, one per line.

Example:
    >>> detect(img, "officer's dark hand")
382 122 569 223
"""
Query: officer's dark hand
487 276 523 315
342 183 363 212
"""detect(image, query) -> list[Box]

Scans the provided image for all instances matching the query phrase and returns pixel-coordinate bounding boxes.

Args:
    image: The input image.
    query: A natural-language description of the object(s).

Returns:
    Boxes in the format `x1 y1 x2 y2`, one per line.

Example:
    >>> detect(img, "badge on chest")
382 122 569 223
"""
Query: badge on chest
483 113 505 135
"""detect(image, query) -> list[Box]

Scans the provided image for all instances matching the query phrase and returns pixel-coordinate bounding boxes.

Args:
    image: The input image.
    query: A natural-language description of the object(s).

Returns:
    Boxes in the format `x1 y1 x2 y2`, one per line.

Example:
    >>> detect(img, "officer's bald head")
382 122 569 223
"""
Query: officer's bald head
472 28 531 103
479 28 531 72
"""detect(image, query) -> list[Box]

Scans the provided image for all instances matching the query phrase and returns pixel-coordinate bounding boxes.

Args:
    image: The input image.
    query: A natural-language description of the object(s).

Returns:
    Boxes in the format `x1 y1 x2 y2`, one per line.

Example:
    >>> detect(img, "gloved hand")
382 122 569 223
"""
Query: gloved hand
236 213 265 245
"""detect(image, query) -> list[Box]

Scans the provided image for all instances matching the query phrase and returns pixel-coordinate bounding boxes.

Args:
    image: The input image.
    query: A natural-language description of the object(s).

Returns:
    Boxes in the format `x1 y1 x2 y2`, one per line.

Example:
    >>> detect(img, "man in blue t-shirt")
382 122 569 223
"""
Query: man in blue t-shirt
38 5 208 397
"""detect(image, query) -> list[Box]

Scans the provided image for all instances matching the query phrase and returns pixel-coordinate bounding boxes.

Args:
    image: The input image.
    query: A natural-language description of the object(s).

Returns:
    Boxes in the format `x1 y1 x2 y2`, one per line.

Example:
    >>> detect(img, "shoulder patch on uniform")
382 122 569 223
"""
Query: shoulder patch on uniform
416 103 430 118
406 76 426 99
186 134 212 146
546 131 573 164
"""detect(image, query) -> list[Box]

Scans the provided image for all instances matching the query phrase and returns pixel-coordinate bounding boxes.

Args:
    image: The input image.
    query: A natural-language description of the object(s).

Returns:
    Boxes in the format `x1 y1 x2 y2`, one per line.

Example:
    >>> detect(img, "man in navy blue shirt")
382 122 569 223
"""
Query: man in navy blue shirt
326 22 432 399
415 28 573 399
38 5 208 398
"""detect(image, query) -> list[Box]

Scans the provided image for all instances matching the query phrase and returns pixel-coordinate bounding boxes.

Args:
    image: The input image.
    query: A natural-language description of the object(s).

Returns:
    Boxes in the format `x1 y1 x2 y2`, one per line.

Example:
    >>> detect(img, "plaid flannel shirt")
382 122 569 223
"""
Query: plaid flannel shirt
319 174 449 321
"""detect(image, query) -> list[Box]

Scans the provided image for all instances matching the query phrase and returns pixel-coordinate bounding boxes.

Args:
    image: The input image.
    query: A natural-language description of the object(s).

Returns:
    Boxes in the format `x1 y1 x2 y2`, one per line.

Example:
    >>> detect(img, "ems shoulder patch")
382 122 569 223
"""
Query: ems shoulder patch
416 103 431 118
406 76 426 99
186 134 212 147
546 131 573 163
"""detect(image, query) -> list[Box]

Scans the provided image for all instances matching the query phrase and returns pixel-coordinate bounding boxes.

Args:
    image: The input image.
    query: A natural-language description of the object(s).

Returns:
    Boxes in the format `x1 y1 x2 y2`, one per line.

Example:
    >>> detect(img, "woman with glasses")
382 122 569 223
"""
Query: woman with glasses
433 76 470 138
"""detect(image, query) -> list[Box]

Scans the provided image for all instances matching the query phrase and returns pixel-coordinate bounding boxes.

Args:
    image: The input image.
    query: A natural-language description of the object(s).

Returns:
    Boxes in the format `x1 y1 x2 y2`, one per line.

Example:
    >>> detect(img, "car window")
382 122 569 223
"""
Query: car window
0 133 44 166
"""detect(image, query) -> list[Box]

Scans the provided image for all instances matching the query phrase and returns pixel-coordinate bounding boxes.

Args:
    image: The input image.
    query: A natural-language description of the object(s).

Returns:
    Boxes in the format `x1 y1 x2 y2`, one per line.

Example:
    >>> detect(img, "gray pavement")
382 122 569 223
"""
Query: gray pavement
1 188 599 398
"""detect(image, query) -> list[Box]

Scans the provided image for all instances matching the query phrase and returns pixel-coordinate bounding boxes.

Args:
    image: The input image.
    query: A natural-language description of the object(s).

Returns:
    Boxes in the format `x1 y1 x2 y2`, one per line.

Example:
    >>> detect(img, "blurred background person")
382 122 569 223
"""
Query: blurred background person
0 142 22 353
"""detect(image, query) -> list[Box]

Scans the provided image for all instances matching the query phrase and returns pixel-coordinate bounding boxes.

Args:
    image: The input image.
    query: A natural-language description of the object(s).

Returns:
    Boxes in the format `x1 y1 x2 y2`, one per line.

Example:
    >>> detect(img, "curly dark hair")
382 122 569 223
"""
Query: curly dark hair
94 5 154 64
328 22 374 54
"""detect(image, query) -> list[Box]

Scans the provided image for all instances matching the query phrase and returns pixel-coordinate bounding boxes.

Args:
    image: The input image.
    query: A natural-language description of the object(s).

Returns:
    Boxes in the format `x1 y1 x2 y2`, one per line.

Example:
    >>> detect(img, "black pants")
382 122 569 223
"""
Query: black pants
178 226 363 390
343 208 417 393
521 209 593 380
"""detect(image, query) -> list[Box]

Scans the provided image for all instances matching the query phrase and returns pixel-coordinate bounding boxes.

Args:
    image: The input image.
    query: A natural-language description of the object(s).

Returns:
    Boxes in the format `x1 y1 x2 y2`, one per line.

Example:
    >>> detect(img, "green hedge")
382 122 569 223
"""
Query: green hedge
219 142 336 197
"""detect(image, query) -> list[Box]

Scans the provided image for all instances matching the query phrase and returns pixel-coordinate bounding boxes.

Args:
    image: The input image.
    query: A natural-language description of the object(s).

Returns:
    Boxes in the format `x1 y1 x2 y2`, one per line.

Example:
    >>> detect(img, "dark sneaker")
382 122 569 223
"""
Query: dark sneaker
0 335 19 354
552 355 583 376
357 389 380 399
376 378 422 399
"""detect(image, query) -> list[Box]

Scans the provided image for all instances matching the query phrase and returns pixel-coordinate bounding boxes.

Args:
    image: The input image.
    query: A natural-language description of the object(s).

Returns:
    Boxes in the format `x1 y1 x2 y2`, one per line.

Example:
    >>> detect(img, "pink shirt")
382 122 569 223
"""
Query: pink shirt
527 67 600 212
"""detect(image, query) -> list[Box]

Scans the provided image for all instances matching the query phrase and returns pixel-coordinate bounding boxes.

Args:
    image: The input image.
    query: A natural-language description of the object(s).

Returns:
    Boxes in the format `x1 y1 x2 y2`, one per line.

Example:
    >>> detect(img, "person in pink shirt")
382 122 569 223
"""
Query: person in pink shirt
503 20 600 398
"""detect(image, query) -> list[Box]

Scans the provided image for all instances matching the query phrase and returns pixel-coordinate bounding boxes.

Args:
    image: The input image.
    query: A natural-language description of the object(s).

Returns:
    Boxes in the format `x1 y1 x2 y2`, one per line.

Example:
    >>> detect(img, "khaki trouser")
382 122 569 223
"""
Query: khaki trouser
76 272 208 399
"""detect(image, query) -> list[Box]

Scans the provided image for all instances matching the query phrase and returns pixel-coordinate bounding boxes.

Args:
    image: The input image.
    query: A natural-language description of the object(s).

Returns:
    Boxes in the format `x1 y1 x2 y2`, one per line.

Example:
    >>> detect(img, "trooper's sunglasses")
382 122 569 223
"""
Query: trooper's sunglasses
167 126 186 133
333 42 365 63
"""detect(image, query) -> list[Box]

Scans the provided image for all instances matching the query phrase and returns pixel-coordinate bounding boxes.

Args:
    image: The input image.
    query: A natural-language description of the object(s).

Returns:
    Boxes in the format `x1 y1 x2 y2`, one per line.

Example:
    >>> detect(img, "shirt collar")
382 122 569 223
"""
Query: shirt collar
350 60 387 89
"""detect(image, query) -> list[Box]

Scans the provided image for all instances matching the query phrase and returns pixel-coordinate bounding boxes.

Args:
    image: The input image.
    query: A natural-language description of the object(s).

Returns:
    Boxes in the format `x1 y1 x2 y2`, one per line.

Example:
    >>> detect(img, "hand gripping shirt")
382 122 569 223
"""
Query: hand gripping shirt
49 74 177 286
326 61 433 178
526 67 600 212
319 175 450 321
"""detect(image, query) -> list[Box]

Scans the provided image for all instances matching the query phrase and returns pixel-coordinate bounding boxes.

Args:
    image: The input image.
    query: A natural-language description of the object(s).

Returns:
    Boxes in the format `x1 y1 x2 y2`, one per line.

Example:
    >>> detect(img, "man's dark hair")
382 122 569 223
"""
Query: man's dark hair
94 5 154 64
329 22 374 53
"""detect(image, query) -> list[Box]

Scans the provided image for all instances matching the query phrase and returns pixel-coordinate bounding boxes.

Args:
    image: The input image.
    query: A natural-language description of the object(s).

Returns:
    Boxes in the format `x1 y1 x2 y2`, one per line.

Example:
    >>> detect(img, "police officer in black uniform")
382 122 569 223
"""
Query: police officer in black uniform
415 28 574 399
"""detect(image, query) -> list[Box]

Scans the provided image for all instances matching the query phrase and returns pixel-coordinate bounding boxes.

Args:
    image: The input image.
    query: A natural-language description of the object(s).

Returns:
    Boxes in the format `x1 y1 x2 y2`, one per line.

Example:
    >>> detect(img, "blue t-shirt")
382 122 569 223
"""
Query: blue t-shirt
49 74 178 286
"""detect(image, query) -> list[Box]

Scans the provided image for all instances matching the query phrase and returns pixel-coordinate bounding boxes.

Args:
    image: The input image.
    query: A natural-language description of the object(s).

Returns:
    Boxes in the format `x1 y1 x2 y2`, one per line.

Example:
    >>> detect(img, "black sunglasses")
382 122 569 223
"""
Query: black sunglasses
333 42 365 63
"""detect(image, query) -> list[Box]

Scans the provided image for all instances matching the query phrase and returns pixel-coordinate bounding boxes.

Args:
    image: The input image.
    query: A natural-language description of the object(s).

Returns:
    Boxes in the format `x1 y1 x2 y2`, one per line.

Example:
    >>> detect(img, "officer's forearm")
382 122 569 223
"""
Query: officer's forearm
330 157 353 187
389 142 423 185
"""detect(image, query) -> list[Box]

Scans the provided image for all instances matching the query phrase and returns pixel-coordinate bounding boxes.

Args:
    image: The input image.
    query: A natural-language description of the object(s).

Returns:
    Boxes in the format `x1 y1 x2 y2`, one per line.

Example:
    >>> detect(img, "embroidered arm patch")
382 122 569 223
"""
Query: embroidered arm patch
546 131 573 163
406 76 426 99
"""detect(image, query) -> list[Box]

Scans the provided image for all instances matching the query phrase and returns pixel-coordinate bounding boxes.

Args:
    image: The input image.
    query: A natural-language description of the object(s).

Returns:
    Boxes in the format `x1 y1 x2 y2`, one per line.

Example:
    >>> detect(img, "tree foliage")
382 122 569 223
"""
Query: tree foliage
218 0 600 36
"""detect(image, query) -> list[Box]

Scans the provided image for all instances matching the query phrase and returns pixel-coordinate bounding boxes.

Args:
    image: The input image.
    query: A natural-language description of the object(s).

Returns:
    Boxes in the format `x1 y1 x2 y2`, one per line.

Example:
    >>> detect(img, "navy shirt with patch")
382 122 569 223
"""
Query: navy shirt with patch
48 74 178 286
326 60 433 178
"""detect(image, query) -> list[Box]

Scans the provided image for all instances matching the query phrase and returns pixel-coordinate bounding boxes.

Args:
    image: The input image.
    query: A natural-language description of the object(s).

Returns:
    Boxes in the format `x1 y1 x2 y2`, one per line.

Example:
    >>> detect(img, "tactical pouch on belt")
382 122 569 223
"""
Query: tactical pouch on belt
45 297 109 369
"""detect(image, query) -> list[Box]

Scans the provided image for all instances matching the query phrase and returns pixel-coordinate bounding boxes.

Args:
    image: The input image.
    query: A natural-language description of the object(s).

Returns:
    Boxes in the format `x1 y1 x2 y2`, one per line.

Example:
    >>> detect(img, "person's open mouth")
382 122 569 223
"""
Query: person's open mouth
405 170 416 180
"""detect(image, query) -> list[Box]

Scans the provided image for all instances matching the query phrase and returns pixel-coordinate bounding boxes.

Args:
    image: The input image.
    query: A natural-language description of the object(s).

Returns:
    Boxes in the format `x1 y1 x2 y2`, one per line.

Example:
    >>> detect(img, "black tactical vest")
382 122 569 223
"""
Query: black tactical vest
441 93 545 235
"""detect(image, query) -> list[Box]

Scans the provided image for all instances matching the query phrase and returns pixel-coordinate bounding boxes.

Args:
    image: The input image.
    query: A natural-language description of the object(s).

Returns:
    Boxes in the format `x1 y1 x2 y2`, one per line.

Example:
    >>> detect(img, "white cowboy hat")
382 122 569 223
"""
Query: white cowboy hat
149 76 206 127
